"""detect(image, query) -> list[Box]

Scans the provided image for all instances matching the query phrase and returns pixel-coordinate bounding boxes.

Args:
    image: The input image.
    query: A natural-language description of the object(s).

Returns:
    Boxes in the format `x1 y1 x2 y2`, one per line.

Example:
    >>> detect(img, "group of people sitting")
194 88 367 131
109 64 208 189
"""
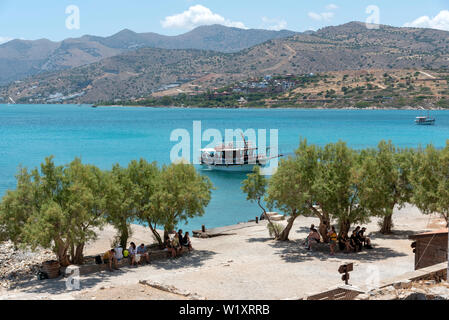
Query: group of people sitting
338 226 373 253
102 242 151 272
165 229 193 258
101 230 194 271
305 224 373 255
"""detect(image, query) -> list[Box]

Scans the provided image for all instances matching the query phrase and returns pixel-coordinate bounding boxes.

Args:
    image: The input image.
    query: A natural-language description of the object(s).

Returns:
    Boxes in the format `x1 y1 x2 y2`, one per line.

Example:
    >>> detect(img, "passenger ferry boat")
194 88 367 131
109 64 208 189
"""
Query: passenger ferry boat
415 116 435 125
415 110 435 126
200 136 281 172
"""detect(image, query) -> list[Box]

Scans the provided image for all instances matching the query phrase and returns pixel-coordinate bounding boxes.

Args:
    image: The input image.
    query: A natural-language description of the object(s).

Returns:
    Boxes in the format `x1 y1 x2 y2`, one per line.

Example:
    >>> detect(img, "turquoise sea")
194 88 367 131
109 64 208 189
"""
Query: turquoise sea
1 104 448 232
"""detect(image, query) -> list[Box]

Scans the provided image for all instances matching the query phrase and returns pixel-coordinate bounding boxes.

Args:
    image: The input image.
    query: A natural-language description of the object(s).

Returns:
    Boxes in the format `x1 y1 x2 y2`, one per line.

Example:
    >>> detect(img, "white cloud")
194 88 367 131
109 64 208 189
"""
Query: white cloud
0 37 13 45
308 11 335 21
161 5 246 30
404 10 449 31
261 17 287 31
325 4 339 11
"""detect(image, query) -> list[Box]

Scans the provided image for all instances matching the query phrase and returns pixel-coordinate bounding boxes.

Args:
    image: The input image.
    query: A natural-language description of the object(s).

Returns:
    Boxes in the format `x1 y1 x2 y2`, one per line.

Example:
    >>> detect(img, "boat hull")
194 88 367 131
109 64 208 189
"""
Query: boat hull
200 163 260 172
415 120 435 126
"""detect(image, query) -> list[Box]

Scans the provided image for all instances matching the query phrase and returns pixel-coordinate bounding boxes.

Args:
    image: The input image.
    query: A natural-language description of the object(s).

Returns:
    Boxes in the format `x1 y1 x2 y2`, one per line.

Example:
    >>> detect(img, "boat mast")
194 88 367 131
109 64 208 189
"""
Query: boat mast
240 132 250 163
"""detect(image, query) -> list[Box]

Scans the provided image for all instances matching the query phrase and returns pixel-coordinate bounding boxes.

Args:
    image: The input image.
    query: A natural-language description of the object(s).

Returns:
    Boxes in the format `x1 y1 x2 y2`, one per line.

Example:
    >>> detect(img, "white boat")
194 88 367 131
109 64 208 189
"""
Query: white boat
415 116 435 125
200 135 281 172
415 108 435 125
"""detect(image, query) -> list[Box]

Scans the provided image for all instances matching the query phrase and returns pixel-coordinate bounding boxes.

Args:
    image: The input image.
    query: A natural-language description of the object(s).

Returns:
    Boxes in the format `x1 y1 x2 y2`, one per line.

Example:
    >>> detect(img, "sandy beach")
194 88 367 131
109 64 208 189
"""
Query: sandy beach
0 204 446 300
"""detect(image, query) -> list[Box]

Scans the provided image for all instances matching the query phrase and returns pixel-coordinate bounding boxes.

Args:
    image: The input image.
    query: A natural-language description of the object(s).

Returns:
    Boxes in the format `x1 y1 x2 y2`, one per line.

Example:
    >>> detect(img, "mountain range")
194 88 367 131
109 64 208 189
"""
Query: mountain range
1 22 449 104
0 25 296 86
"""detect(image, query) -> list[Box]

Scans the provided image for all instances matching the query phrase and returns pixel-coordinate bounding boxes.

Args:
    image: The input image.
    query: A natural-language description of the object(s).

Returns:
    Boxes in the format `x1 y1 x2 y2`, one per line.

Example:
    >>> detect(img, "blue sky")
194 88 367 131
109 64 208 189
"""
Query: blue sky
0 0 448 43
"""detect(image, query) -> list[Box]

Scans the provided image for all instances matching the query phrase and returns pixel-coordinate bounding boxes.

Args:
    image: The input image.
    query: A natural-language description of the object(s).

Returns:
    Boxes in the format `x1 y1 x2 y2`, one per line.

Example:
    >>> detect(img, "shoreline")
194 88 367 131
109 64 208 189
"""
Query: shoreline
2 103 448 111
1 204 446 300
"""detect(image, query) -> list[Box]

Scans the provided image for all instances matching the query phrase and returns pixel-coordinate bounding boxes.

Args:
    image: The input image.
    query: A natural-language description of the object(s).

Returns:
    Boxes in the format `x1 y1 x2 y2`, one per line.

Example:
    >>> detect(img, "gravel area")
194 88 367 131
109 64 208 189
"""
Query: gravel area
0 204 446 300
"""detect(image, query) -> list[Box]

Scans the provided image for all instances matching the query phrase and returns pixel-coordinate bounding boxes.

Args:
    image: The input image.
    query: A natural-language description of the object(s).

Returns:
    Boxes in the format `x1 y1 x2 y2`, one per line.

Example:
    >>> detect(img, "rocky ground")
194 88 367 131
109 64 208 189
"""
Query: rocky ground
358 280 449 300
0 241 55 289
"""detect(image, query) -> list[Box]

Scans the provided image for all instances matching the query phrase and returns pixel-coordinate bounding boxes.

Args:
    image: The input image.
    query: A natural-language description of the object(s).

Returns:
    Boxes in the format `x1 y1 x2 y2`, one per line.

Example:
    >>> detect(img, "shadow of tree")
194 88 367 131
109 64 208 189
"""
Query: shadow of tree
6 250 217 295
246 237 273 243
7 267 127 295
246 236 408 264
370 229 421 240
296 226 314 234
150 250 217 271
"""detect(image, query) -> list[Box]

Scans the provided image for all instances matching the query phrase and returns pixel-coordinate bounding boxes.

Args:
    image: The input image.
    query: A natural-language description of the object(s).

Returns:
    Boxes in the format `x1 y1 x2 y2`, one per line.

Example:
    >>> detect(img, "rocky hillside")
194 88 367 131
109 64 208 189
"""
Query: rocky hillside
0 25 296 86
2 22 449 104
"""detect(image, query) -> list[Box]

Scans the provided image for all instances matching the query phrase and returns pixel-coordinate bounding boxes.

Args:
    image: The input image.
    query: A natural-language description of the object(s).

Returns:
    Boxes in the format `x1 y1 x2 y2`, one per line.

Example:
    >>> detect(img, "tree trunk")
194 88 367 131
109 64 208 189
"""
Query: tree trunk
56 241 70 267
380 214 393 234
338 219 351 239
148 222 163 247
278 213 298 241
119 223 129 250
258 199 280 239
72 243 85 265
319 216 331 243
310 204 330 243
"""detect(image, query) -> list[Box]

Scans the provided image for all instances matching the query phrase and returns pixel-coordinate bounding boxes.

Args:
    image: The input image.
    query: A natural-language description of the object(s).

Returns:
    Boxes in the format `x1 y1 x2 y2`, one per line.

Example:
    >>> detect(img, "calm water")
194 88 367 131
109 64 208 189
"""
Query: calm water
1 104 448 232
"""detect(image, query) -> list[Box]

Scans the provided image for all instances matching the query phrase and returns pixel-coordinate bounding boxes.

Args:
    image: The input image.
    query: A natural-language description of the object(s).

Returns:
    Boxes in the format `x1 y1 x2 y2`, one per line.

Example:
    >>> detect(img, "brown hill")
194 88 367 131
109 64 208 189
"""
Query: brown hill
0 25 296 86
2 22 449 104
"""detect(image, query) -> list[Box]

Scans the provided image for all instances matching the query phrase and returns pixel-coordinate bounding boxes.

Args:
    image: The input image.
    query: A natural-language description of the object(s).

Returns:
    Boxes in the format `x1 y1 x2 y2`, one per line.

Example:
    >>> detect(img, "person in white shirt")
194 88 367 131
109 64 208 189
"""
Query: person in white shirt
114 246 123 261
128 242 139 267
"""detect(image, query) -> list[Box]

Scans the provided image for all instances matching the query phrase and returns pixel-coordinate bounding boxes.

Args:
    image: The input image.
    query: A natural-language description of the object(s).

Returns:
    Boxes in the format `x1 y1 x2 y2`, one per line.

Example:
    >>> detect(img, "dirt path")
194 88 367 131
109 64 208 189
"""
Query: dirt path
261 43 296 73
419 71 436 79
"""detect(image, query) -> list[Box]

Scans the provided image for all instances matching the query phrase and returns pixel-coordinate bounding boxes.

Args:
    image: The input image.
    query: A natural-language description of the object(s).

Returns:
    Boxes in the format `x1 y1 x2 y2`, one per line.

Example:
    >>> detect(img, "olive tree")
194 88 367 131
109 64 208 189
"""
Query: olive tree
265 140 321 241
412 143 449 226
317 142 369 238
0 157 107 266
149 163 213 243
126 159 162 246
242 166 280 239
359 141 414 234
104 164 136 249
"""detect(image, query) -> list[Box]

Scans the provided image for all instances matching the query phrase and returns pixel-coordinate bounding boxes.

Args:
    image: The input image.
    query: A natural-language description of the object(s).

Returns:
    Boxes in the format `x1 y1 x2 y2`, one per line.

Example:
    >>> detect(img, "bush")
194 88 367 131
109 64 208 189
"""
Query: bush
267 222 284 238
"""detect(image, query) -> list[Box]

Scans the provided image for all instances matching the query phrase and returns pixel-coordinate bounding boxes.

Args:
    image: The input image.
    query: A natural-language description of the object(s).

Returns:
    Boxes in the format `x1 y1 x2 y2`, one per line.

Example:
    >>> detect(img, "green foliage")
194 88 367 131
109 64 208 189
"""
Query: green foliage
0 157 107 266
266 139 321 240
126 159 161 244
318 142 370 236
267 222 284 238
104 164 135 249
242 166 281 239
150 163 213 241
0 157 213 264
411 142 449 224
359 141 414 233
241 166 267 205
